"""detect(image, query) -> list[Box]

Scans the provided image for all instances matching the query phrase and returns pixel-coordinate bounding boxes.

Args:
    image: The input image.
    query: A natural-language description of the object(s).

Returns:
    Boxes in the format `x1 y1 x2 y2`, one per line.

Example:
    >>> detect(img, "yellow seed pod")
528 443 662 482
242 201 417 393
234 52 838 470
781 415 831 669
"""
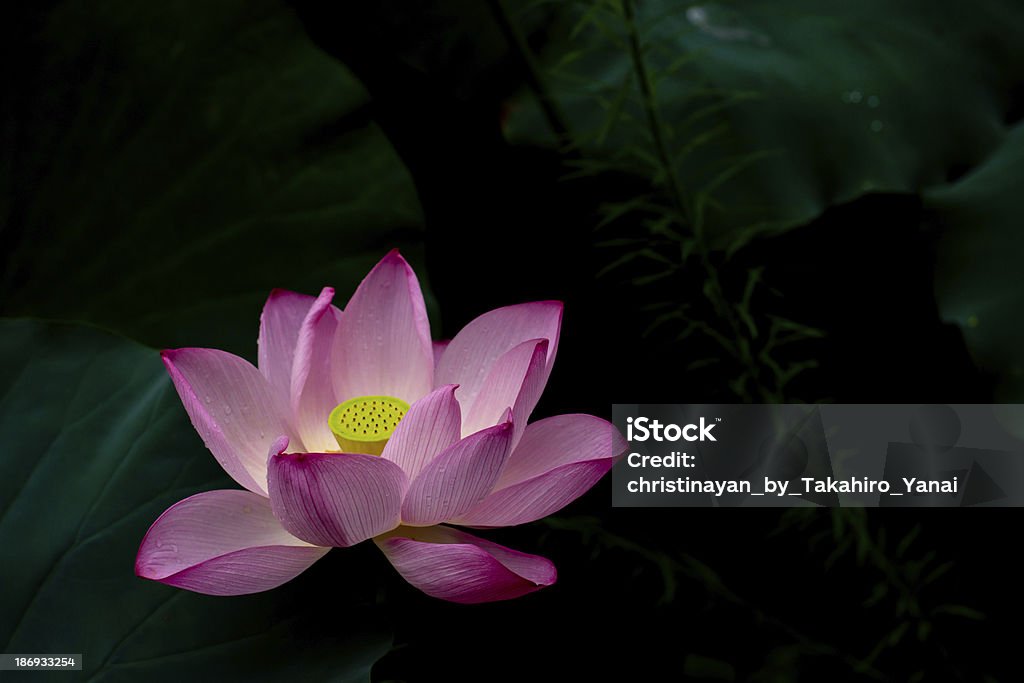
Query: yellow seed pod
328 395 410 456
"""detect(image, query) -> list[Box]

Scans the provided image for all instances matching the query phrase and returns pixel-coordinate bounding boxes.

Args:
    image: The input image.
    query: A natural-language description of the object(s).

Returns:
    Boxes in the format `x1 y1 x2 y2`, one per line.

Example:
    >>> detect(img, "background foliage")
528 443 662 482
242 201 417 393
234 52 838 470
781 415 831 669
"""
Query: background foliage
2 0 1022 680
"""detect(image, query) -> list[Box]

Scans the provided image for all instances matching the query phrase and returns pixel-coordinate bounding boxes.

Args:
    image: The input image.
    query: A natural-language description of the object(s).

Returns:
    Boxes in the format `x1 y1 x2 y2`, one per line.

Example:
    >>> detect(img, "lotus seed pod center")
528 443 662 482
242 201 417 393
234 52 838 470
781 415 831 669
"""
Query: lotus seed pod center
328 395 410 455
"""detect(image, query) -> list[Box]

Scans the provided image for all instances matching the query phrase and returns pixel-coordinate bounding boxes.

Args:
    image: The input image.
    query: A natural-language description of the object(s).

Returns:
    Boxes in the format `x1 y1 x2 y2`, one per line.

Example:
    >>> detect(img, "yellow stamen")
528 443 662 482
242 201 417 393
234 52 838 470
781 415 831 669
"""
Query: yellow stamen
328 395 409 456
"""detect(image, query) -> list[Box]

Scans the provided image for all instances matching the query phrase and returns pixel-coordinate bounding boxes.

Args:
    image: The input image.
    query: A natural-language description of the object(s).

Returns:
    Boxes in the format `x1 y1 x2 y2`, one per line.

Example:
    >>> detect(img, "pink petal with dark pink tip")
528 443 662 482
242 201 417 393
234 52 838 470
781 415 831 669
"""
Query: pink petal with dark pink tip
453 414 627 527
258 288 317 406
135 489 328 596
381 384 462 481
401 421 514 527
267 446 407 548
436 301 562 411
498 413 627 486
332 250 433 404
452 460 613 528
461 338 548 445
375 525 556 604
290 288 341 452
162 348 291 495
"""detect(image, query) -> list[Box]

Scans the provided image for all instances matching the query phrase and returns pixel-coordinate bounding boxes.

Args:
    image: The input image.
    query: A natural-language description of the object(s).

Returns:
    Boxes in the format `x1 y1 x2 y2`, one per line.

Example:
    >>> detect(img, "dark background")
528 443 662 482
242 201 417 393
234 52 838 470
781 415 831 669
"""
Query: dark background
3 1 1023 681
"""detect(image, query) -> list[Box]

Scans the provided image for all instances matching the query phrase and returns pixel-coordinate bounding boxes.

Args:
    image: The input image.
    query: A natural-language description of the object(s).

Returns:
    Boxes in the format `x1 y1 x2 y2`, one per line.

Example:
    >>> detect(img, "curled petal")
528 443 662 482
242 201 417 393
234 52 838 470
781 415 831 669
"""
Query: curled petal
375 526 556 604
436 301 562 413
462 338 548 445
401 421 513 527
290 288 341 451
135 490 328 596
267 446 407 547
332 250 433 404
454 414 627 527
381 384 461 481
258 289 317 405
162 348 290 494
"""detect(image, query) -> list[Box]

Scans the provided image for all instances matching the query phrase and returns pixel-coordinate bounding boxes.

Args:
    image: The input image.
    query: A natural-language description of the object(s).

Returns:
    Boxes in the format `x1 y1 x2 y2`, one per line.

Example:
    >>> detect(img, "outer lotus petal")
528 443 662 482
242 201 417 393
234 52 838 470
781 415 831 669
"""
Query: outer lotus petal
453 414 627 527
135 489 328 596
332 250 433 403
497 413 627 487
162 348 291 495
267 446 408 548
375 525 556 604
461 338 548 445
381 384 461 481
401 421 513 527
258 289 316 405
436 301 562 411
451 460 612 528
290 288 341 451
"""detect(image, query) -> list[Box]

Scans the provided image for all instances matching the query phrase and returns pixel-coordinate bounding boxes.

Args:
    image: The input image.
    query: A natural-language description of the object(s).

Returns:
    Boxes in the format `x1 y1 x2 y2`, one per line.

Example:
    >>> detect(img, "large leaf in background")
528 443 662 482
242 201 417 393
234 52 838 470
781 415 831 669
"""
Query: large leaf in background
504 0 1024 245
0 319 389 681
0 0 427 355
926 124 1024 401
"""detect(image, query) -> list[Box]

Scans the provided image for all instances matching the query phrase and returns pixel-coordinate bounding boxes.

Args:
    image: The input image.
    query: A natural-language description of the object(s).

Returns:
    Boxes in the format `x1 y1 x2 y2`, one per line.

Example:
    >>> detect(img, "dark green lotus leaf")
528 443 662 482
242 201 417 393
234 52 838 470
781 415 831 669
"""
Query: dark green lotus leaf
503 0 1024 245
0 0 428 356
0 319 390 681
926 123 1024 401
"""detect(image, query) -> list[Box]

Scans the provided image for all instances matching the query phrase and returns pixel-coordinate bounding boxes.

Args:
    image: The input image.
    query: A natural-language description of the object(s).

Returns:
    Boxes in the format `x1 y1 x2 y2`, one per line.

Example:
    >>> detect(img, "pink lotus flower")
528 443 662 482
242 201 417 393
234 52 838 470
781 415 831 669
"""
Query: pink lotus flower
136 250 625 603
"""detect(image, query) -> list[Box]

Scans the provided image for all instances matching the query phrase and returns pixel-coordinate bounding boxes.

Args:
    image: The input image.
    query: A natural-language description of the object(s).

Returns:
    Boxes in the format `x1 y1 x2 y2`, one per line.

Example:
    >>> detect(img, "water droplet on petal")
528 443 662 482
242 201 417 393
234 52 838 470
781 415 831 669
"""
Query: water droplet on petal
155 539 163 548
224 405 233 416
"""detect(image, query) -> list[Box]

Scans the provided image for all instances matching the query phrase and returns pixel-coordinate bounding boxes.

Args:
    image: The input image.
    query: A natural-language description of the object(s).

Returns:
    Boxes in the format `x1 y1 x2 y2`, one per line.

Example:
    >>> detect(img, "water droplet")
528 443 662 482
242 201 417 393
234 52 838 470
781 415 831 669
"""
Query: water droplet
243 505 252 514
170 544 178 553
155 539 163 548
224 405 233 416
204 395 213 404
259 430 265 439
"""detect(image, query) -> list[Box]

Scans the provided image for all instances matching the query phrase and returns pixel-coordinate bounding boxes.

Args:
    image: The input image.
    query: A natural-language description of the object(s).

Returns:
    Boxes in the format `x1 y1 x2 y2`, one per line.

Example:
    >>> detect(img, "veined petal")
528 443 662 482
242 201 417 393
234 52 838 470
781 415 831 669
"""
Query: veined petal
375 525 556 604
290 288 341 452
436 301 562 412
401 421 513 527
461 338 548 445
135 490 328 596
267 444 407 548
162 348 290 495
381 384 461 481
332 250 433 404
498 414 627 487
452 460 612 528
258 289 317 406
453 414 626 527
